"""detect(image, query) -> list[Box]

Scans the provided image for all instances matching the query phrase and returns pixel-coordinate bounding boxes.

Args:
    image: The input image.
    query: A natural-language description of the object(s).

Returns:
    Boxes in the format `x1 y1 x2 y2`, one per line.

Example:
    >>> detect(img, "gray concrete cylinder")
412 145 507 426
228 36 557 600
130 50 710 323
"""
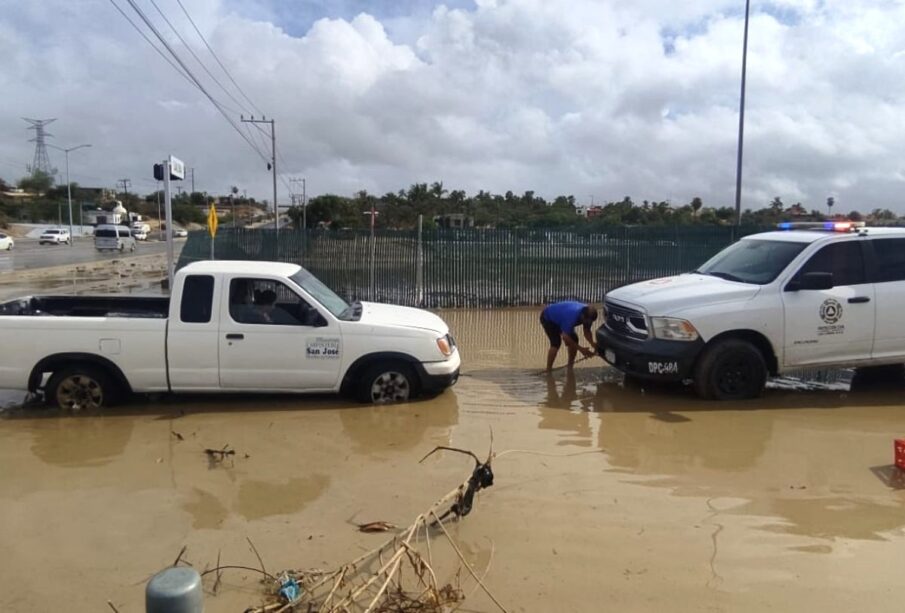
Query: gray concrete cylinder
146 567 204 613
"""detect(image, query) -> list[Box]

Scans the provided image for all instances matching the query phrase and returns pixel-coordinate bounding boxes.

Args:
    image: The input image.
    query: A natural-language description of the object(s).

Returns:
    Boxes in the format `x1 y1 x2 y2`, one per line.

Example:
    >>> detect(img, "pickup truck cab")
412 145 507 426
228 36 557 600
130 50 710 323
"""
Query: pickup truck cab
0 261 460 409
597 222 905 400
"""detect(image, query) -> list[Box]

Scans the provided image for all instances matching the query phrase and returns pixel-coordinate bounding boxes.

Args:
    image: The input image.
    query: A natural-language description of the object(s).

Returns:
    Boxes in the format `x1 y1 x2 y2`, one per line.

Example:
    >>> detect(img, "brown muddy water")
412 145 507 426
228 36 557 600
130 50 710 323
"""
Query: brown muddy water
1 308 904 612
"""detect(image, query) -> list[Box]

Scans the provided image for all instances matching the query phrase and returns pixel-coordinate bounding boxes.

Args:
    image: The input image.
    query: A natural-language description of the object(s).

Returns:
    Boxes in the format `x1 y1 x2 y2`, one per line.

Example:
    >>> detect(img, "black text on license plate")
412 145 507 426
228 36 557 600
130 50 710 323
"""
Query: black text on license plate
648 361 678 375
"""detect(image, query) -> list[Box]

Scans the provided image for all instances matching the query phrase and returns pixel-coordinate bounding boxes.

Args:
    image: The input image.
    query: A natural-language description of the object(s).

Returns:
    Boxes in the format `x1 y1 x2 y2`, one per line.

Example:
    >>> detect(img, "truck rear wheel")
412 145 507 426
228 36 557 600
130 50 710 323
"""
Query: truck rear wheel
357 361 417 404
46 365 117 411
693 339 766 401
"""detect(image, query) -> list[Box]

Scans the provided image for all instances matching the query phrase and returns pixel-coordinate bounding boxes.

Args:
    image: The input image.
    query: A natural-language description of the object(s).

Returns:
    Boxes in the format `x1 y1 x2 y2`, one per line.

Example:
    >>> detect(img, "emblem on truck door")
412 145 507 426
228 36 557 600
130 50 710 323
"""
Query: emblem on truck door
819 299 843 325
306 337 340 359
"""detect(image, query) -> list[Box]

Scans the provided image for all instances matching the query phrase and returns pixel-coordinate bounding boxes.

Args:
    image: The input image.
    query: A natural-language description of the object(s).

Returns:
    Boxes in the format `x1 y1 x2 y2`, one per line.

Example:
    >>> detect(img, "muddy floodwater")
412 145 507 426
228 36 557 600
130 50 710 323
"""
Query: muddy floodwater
1 308 904 612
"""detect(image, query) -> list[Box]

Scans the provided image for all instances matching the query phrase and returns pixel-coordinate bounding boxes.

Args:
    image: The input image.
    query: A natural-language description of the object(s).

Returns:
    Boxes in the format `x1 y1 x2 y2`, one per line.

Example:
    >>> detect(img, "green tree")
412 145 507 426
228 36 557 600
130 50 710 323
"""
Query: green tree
18 171 54 194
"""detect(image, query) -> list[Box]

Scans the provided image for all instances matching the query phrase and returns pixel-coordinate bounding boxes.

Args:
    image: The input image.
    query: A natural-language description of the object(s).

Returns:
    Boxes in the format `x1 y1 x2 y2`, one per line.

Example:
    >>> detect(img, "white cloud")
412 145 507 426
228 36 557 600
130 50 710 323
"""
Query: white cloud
2 0 905 213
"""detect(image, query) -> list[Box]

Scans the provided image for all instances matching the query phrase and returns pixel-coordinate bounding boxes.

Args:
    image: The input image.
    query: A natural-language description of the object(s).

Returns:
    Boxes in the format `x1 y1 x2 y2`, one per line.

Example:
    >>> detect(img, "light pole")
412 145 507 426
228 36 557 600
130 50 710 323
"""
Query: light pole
49 143 91 245
734 0 751 226
156 181 162 238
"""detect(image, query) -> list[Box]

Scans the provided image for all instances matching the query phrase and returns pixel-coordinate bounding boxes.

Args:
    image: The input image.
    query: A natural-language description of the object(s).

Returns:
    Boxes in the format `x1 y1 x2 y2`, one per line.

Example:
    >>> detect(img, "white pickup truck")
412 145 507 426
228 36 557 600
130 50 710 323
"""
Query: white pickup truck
0 261 460 409
597 222 905 400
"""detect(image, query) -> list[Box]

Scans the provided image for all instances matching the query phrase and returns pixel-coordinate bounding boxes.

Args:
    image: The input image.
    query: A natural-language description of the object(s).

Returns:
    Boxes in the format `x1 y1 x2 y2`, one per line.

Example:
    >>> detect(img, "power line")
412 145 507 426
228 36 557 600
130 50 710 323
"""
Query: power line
174 0 264 117
108 0 196 89
148 0 245 116
119 0 269 163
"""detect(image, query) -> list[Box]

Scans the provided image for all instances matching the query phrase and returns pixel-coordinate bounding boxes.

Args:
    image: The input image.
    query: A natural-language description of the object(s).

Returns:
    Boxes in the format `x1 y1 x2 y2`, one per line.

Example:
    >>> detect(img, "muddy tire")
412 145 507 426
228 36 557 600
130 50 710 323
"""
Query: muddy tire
357 361 418 404
693 339 766 401
46 365 118 411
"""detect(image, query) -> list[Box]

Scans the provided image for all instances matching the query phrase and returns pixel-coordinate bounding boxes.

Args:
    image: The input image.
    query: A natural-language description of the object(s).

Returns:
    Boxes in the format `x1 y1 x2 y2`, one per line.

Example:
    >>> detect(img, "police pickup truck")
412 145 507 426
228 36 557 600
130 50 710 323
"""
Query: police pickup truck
597 222 905 400
0 261 460 409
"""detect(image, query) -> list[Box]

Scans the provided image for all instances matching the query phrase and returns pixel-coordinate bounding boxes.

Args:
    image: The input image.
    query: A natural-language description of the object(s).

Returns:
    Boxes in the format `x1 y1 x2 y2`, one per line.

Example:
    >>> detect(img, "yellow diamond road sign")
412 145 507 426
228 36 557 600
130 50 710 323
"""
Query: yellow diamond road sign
208 204 218 237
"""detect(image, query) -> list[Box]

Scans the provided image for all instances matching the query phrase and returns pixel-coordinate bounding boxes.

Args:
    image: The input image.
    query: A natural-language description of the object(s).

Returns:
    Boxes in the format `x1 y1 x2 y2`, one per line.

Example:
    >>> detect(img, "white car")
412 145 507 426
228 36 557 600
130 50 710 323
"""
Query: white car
0 233 13 251
39 228 71 245
131 228 148 241
598 221 905 400
174 228 188 238
0 260 460 409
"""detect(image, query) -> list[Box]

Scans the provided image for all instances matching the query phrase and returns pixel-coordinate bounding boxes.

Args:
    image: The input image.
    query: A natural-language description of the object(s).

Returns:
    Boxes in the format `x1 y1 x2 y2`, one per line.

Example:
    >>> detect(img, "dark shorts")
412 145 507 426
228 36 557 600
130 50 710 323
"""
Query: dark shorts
540 315 577 348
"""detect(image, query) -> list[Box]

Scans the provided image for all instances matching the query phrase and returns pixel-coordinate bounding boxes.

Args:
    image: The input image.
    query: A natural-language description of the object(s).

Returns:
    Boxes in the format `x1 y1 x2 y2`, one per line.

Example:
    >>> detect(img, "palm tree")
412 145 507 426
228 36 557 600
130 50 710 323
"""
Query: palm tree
691 197 703 220
827 196 835 217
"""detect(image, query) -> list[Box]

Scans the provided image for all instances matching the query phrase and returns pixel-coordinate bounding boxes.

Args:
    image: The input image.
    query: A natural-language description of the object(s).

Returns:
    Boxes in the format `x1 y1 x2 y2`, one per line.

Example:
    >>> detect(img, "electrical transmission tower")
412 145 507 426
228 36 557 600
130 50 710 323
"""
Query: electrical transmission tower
23 118 58 176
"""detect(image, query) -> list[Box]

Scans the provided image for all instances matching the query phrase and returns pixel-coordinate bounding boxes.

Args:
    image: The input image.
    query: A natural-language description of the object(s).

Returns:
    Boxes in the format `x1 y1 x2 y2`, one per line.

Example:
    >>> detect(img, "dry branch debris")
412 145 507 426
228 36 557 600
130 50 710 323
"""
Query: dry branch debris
233 439 505 613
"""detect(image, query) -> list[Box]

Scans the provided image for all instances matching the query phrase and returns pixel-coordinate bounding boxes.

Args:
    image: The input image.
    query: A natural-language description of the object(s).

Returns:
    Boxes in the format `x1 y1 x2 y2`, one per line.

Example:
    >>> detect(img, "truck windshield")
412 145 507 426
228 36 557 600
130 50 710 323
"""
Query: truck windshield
695 239 807 285
289 270 352 319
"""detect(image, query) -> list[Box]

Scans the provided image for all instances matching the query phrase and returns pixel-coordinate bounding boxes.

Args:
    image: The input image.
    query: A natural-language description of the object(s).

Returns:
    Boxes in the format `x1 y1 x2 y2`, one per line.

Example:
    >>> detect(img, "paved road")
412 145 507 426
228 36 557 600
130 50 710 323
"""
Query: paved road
0 238 184 273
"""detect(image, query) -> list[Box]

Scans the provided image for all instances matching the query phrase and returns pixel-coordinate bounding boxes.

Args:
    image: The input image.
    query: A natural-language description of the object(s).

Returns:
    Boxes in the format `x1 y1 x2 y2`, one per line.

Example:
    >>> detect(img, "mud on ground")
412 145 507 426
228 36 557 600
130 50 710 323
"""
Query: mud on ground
0 253 168 301
0 308 904 611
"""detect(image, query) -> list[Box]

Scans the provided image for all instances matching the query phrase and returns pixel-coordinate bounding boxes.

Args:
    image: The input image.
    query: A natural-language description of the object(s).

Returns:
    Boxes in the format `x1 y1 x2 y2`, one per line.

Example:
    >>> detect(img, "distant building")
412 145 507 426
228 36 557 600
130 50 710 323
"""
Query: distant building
785 203 808 218
586 206 604 219
434 213 474 229
78 187 117 203
0 187 29 198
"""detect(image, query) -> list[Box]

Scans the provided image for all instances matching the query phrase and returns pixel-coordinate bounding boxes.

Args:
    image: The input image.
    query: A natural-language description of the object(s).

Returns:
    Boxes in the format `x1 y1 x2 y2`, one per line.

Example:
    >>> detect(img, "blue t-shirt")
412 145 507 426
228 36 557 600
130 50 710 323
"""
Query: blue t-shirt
542 301 587 332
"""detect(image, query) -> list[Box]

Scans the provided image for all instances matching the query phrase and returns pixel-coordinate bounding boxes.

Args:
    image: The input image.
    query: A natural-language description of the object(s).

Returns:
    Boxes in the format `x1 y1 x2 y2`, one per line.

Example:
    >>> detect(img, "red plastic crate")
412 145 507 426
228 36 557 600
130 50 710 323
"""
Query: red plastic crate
896 439 905 471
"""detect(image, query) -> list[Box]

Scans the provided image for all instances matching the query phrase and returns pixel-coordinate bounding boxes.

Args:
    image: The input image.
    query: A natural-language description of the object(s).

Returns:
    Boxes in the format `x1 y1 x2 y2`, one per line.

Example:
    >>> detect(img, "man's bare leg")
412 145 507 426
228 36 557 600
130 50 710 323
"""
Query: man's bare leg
546 346 559 372
567 343 578 367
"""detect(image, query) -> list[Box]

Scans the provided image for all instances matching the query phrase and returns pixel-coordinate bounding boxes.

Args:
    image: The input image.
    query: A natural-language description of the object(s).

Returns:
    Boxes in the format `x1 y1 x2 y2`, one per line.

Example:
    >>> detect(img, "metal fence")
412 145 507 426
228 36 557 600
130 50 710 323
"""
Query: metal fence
177 224 769 307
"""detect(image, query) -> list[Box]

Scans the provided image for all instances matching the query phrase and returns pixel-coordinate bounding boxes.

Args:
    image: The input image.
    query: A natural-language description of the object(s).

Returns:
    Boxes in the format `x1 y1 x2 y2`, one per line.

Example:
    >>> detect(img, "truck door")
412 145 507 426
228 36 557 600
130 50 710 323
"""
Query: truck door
168 274 221 389
868 237 905 361
781 240 875 367
218 277 343 390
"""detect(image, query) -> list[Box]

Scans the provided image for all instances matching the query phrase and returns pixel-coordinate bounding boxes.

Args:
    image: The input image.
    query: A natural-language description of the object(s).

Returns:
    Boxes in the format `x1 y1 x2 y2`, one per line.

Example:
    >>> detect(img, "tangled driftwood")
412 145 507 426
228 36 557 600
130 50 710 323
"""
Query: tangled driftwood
239 440 505 613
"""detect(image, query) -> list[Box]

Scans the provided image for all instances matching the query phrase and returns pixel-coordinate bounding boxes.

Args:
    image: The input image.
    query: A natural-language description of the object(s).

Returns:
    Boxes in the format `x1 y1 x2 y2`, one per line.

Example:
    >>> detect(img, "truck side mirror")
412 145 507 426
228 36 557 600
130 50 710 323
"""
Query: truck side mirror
797 272 834 291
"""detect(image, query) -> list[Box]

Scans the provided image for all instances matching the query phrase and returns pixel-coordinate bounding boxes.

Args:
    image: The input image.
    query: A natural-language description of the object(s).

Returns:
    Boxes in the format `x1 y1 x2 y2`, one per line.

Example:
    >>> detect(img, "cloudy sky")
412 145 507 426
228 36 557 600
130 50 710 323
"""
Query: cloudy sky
3 0 905 212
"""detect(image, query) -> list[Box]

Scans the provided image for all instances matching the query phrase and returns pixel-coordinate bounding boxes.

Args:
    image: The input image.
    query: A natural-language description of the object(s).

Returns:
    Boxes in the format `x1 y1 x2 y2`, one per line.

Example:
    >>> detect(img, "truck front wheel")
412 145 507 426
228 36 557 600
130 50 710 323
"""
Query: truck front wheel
693 339 766 401
357 361 417 404
46 365 117 411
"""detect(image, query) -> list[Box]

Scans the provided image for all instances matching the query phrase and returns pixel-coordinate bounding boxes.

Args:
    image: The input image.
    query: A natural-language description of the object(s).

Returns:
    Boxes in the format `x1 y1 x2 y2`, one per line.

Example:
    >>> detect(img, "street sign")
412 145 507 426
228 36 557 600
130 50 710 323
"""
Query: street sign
208 204 218 238
168 155 186 180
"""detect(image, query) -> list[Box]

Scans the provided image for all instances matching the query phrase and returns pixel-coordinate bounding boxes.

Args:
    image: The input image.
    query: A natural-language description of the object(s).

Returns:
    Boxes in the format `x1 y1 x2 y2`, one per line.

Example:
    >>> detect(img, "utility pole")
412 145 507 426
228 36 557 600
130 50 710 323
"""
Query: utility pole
190 168 195 193
734 0 751 226
240 115 278 249
48 143 91 246
118 178 132 204
289 177 308 229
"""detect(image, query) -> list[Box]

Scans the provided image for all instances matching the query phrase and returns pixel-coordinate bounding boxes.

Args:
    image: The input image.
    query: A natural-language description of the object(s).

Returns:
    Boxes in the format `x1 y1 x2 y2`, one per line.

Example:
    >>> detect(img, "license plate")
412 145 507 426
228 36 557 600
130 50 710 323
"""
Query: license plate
648 361 679 375
604 349 616 364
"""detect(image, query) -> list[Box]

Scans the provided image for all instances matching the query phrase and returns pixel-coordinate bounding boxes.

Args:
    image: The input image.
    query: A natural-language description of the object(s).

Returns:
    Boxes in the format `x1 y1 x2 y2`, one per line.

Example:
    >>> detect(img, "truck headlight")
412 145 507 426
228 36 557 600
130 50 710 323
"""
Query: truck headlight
436 336 453 357
650 317 700 341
